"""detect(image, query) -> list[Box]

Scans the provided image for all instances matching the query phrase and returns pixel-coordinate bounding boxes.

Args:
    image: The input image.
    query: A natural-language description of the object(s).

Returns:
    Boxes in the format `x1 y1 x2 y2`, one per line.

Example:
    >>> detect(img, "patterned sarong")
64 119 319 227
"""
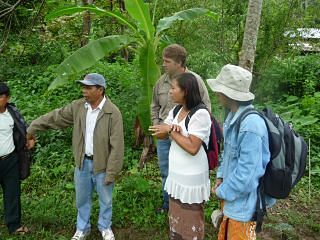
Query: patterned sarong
217 216 256 240
168 197 204 240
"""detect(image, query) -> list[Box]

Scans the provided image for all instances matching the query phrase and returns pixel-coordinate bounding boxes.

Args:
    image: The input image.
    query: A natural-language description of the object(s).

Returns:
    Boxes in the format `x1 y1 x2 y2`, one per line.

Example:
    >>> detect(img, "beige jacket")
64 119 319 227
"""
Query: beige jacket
151 70 211 125
27 97 124 182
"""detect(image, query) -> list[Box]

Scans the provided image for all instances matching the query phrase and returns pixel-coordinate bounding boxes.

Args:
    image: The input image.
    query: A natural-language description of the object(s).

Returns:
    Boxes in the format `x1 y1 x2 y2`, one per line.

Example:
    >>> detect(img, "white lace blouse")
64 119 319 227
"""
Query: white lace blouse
164 107 211 204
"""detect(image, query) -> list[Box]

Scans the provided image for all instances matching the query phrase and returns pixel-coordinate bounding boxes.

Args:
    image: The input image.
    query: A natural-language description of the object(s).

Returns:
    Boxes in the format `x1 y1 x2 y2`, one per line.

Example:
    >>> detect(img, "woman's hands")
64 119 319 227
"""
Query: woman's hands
149 124 171 139
170 124 182 133
150 123 202 155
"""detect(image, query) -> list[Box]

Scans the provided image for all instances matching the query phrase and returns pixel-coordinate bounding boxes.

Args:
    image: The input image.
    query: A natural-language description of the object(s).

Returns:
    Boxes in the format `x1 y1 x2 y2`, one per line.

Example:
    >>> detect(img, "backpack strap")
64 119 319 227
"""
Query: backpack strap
191 104 208 151
253 178 267 233
182 103 208 150
172 103 208 130
173 104 183 119
235 108 261 136
185 103 207 130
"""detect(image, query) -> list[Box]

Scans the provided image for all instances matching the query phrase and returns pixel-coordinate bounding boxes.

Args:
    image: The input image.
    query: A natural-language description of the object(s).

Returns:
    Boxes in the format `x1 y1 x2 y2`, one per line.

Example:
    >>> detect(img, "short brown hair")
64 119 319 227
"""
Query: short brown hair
163 44 187 67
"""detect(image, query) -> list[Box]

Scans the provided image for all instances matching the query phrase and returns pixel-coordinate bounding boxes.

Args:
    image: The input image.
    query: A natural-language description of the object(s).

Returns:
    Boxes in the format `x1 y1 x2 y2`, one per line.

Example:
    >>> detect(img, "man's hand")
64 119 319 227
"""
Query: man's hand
27 133 35 140
104 176 114 185
26 133 36 149
211 178 223 195
105 180 113 185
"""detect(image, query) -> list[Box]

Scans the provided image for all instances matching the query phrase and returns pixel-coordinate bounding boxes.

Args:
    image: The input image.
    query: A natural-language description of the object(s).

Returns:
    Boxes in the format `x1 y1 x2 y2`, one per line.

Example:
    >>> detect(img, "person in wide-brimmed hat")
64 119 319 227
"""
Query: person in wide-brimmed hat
207 64 275 239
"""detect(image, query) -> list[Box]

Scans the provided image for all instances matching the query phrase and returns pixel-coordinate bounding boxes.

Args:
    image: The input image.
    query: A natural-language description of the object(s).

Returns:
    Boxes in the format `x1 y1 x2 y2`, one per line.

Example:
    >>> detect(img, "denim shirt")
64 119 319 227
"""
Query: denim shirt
216 105 275 222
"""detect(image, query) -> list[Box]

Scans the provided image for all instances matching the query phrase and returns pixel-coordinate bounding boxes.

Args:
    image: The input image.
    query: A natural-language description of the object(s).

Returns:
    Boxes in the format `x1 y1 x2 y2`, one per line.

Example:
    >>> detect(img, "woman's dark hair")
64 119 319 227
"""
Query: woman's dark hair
0 82 10 96
173 73 202 110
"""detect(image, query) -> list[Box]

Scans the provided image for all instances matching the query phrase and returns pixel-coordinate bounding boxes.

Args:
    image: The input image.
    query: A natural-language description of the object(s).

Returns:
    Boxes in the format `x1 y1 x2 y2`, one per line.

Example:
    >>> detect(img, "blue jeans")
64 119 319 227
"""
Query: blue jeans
74 158 114 232
157 138 171 209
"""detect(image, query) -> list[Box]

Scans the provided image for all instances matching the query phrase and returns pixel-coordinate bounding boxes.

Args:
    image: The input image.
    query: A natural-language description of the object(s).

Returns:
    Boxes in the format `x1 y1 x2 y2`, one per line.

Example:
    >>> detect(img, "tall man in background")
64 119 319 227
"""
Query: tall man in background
151 44 211 213
27 73 124 240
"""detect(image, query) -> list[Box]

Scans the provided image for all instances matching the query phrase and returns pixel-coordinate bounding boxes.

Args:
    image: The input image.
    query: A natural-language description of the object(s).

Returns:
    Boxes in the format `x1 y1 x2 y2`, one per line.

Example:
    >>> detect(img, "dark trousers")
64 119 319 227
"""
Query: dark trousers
0 152 21 233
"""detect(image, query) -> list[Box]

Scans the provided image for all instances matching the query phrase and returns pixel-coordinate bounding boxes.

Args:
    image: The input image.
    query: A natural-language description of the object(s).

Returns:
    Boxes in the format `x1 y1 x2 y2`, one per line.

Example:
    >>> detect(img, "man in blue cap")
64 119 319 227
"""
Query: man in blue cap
27 73 124 240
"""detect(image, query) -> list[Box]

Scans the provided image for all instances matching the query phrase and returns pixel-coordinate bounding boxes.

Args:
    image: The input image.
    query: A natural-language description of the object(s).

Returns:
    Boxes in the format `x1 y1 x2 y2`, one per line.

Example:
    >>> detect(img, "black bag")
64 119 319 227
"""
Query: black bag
17 148 32 180
236 107 308 232
173 103 223 170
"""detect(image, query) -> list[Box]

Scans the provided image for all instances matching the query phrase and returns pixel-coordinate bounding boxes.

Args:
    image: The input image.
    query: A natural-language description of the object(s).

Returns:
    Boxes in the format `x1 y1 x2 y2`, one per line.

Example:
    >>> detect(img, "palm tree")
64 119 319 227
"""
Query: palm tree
239 0 263 71
46 0 216 165
80 0 93 47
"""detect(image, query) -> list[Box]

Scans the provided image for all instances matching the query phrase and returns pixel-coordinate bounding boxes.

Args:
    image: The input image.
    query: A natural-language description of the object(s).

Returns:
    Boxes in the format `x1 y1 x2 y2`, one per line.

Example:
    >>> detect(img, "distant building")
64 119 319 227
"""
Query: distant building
284 28 320 53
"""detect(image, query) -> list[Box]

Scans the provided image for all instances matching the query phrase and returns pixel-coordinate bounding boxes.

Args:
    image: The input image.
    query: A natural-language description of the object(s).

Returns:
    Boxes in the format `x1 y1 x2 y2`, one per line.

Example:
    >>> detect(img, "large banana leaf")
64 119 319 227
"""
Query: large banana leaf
156 8 217 35
124 0 154 40
49 35 133 89
46 6 137 33
138 41 160 132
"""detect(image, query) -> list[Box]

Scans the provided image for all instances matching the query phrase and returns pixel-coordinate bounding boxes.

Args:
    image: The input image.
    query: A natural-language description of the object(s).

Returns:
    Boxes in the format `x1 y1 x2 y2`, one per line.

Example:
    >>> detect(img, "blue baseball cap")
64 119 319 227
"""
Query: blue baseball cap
76 73 106 88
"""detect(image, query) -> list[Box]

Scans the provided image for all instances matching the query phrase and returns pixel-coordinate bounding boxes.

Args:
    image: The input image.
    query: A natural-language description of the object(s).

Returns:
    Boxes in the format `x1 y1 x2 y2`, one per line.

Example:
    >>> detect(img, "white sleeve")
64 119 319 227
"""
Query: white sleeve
187 109 211 141
164 107 175 125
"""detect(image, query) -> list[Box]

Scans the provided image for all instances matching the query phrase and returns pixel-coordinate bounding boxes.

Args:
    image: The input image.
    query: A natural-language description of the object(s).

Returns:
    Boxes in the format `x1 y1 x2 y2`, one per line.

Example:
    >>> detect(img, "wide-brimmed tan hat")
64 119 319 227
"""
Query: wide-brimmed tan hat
207 64 255 101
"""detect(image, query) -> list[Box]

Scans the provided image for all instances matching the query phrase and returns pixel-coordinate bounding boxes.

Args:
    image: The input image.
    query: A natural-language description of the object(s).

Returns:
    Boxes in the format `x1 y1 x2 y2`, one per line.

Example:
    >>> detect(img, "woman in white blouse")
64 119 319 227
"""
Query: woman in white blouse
149 72 211 240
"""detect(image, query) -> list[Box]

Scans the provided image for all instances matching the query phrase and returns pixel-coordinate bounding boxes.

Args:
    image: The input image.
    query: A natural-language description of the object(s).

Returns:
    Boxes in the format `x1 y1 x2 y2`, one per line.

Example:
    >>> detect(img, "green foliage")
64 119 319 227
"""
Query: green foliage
255 94 320 184
46 5 136 32
256 0 302 67
255 54 320 101
45 0 215 133
151 0 247 66
156 8 216 35
257 94 319 142
125 0 154 39
48 35 132 89
1 1 320 239
188 50 225 79
113 169 165 229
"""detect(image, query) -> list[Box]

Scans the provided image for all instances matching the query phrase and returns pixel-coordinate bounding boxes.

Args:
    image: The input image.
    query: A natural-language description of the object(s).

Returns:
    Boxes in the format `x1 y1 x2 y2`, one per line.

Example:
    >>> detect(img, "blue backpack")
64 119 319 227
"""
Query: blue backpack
236 107 308 232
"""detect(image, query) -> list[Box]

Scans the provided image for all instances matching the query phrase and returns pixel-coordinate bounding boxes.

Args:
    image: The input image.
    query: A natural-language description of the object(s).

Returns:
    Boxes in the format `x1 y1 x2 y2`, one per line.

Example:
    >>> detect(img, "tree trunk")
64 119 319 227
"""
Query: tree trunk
118 0 125 11
80 0 93 47
239 0 263 72
110 0 114 10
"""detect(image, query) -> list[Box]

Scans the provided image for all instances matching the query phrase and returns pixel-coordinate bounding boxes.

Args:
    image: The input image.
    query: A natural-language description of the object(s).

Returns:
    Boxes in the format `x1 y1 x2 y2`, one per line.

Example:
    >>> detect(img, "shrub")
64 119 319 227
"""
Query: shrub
255 54 320 101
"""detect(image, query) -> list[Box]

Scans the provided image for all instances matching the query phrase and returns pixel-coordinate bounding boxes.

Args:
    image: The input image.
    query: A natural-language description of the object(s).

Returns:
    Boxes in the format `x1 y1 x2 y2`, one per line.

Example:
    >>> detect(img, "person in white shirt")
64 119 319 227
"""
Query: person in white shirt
150 44 211 214
0 82 29 235
149 73 211 239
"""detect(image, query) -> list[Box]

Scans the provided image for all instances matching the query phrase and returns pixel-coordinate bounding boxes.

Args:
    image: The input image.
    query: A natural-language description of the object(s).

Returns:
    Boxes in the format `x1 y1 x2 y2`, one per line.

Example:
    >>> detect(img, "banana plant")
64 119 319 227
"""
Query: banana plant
46 0 217 134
